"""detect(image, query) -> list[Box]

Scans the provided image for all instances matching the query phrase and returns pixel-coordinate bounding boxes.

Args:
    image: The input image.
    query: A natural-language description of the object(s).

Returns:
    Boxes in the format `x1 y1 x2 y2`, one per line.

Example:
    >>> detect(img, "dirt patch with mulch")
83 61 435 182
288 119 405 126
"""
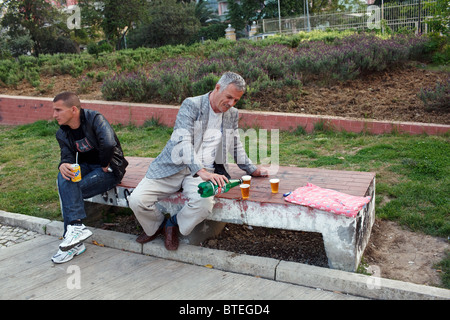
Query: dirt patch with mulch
255 66 449 125
364 219 448 286
200 224 329 268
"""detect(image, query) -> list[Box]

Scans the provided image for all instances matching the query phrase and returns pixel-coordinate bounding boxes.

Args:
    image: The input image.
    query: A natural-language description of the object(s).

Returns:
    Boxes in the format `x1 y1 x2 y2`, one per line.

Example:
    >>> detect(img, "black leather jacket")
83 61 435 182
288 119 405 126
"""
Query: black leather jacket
56 109 128 182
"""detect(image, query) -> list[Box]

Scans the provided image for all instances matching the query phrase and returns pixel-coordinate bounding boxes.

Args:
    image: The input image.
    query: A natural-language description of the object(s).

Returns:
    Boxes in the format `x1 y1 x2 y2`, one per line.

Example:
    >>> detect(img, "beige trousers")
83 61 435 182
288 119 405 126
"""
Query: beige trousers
128 168 215 236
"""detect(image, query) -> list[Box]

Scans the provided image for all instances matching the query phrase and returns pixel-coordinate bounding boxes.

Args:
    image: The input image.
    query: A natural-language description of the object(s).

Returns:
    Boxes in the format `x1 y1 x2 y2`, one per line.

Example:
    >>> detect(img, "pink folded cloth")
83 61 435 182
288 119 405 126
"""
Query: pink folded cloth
284 183 371 218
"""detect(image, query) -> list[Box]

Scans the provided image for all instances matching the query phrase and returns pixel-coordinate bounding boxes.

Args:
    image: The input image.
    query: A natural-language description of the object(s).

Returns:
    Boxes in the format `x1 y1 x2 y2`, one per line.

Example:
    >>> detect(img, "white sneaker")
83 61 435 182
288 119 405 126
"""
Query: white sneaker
51 243 86 264
59 224 92 251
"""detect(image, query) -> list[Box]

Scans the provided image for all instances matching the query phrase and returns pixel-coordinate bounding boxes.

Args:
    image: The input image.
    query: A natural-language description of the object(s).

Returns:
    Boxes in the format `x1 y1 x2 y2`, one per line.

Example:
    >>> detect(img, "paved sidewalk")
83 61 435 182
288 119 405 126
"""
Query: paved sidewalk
0 223 38 248
1 211 449 300
0 232 364 300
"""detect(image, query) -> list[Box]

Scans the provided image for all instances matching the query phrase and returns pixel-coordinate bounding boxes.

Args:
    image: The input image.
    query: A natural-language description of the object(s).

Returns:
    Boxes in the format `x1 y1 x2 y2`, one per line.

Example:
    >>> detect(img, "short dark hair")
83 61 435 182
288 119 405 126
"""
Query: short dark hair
53 92 81 109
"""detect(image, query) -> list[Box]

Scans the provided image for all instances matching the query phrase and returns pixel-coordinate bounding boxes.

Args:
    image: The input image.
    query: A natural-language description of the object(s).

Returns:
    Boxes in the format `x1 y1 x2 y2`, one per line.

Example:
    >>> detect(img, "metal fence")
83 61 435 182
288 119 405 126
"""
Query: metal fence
257 0 437 36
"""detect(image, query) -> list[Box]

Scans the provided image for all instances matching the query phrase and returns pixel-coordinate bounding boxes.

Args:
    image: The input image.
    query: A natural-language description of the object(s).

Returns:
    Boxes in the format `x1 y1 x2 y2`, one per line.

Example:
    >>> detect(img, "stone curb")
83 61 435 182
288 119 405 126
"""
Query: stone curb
1 210 449 300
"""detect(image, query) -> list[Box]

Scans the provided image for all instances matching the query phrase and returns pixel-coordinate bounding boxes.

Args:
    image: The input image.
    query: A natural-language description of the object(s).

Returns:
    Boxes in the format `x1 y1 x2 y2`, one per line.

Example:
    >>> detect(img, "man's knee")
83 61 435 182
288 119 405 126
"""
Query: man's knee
189 196 214 217
128 192 144 212
128 190 159 215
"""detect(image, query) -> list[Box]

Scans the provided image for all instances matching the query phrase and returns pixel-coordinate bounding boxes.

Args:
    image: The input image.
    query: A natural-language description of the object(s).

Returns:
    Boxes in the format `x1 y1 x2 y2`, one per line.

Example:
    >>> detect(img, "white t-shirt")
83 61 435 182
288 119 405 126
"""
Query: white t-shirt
200 107 223 168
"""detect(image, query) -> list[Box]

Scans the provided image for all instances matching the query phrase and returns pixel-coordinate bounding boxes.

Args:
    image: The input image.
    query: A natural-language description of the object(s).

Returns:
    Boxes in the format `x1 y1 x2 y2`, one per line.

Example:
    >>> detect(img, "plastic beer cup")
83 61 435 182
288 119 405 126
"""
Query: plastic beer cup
242 175 252 186
270 178 279 193
240 184 250 199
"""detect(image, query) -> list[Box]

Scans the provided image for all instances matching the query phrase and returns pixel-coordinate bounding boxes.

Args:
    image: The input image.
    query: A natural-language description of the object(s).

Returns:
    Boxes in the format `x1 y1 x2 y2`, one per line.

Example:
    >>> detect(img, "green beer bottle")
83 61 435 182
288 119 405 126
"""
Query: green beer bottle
197 179 243 198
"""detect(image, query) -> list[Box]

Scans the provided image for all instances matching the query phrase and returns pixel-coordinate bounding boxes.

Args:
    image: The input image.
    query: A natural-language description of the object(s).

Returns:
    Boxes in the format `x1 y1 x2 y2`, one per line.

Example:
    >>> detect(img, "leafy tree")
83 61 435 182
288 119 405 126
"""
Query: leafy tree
195 23 228 42
425 0 449 37
0 0 74 55
102 0 148 49
0 36 12 59
226 0 342 32
195 0 221 26
127 0 200 48
76 0 105 40
372 0 402 6
78 0 149 49
1 34 34 58
226 0 247 31
190 0 226 42
337 0 367 12
309 0 341 14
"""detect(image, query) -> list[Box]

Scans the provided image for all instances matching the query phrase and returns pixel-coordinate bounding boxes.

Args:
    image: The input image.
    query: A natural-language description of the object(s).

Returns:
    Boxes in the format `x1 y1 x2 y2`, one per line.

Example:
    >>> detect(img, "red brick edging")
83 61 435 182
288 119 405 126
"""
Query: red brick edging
0 95 448 135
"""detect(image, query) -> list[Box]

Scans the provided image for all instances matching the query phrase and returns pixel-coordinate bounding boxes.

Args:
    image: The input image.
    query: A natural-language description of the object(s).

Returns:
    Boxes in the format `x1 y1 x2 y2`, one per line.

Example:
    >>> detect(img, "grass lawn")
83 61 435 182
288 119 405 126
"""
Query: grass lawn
0 120 449 287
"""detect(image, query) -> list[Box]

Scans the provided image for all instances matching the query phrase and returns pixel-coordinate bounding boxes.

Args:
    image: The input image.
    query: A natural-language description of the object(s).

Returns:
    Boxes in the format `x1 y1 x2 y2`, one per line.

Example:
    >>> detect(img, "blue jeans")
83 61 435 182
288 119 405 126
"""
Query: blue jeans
57 163 120 235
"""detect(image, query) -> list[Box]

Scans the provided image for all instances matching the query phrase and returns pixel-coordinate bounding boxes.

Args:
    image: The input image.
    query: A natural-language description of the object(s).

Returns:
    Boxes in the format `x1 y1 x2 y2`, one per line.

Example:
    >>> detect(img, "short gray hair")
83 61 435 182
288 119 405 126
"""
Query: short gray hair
217 72 246 93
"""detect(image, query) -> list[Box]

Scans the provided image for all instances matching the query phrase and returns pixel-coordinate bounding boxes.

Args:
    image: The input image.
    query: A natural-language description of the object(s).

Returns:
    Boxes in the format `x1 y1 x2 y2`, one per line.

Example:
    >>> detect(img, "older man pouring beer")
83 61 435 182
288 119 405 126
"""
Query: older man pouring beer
128 72 268 251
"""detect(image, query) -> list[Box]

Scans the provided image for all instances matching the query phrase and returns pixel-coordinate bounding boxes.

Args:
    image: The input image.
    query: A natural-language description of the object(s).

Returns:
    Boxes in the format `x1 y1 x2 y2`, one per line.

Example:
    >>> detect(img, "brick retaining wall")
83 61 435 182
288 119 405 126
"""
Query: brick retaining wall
0 95 448 135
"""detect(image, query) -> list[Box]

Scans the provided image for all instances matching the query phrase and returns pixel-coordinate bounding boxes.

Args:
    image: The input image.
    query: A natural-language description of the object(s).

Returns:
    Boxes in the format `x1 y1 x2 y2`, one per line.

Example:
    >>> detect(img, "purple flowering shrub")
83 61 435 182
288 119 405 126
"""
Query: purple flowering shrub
418 78 450 112
101 33 429 105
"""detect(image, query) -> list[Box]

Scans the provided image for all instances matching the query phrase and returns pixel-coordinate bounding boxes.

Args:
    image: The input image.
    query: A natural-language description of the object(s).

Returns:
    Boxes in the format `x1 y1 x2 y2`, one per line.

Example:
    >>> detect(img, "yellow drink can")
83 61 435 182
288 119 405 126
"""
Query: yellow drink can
71 164 82 182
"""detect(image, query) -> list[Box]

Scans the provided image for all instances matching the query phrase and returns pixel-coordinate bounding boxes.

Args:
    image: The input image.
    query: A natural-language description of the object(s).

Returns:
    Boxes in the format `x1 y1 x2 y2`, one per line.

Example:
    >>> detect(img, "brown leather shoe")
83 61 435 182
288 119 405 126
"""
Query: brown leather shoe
164 225 179 250
136 227 163 244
